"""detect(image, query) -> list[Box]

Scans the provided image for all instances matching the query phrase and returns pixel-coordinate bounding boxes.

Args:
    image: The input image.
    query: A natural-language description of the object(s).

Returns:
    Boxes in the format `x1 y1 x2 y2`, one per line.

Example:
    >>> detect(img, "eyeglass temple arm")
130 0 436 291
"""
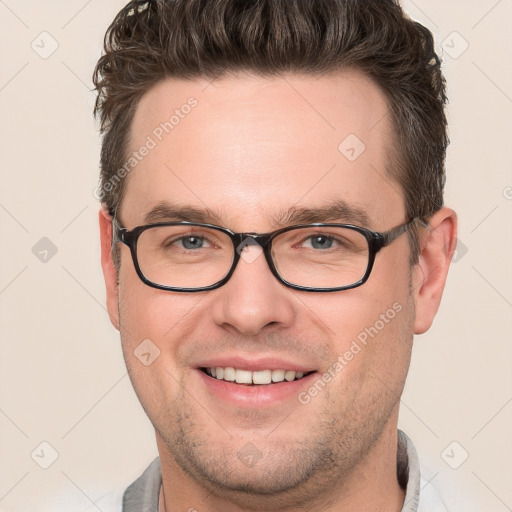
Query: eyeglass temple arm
111 217 125 244
380 217 427 247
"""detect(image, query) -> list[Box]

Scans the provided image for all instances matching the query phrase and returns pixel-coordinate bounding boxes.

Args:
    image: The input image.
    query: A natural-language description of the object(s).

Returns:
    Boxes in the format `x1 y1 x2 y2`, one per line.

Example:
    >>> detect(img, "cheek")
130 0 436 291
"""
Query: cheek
311 295 414 435
115 266 198 400
117 255 203 344
306 253 413 383
116 286 196 428
305 284 410 346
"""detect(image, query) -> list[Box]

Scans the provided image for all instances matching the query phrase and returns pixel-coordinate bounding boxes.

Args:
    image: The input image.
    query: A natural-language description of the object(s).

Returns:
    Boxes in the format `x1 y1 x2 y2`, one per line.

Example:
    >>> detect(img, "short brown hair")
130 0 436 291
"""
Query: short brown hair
93 0 448 263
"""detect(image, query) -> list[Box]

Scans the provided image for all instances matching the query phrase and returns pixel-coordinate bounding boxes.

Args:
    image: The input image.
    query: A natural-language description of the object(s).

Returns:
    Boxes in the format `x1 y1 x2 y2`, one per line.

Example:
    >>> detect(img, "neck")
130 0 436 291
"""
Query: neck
156 419 406 512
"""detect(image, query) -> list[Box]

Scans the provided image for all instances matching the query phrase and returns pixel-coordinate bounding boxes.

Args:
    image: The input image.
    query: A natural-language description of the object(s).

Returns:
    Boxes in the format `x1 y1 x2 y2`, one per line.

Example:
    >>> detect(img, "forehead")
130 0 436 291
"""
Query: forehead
122 70 403 230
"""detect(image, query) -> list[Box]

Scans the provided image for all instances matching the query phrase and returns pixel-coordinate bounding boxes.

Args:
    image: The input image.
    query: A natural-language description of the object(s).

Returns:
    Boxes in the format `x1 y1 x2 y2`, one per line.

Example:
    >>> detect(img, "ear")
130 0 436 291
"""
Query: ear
99 207 120 331
412 207 458 334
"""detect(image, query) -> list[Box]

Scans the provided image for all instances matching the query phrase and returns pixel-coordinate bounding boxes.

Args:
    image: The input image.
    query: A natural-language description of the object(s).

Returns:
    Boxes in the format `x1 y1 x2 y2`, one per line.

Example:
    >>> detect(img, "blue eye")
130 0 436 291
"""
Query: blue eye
307 235 334 250
179 236 207 250
300 234 347 250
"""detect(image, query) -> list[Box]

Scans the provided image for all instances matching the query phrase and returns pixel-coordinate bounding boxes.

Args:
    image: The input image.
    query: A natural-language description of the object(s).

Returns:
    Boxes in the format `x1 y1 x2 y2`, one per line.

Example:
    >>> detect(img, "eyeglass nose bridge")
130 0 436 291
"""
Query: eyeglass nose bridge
229 232 279 280
234 232 273 259
236 231 272 248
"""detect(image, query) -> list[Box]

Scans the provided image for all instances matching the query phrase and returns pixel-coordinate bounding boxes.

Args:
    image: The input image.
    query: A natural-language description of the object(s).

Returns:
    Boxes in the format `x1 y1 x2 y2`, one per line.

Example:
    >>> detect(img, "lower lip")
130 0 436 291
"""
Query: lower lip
195 369 318 407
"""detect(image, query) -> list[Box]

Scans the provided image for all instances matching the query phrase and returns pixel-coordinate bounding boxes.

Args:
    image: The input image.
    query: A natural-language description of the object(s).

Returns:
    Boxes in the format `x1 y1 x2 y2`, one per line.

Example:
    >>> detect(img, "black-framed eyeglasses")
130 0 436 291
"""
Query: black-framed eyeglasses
112 218 419 293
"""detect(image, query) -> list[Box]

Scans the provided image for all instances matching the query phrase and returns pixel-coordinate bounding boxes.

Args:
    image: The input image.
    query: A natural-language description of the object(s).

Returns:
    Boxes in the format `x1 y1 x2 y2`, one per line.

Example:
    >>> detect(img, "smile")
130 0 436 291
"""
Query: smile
201 367 314 385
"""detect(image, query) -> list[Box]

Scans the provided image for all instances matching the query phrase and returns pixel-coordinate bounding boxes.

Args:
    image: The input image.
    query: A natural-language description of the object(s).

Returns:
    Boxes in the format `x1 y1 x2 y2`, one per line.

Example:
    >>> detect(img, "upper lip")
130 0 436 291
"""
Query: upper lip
194 356 316 373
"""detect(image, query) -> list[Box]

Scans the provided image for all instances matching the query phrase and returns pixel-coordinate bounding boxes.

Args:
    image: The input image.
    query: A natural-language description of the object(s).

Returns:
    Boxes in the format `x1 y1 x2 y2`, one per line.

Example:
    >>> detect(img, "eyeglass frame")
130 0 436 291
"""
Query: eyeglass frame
112 217 420 293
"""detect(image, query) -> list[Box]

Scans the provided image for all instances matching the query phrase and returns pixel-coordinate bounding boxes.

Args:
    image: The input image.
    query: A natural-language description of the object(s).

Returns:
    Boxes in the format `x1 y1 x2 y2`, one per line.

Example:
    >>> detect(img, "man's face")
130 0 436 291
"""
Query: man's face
105 71 421 500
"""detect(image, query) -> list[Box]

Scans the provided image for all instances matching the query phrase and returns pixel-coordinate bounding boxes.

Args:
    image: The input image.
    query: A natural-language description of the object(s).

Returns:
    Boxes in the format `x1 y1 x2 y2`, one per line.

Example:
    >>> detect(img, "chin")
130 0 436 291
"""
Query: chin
160 415 342 503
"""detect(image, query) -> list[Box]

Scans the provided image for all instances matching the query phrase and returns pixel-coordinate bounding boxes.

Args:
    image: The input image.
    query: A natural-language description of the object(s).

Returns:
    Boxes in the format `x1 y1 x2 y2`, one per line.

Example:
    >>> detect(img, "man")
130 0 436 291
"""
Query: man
93 0 457 510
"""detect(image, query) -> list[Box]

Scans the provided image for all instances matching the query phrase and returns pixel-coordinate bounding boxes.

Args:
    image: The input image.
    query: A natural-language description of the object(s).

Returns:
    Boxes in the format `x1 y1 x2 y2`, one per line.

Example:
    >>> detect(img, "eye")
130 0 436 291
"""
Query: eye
167 234 213 251
299 233 352 251
303 234 336 250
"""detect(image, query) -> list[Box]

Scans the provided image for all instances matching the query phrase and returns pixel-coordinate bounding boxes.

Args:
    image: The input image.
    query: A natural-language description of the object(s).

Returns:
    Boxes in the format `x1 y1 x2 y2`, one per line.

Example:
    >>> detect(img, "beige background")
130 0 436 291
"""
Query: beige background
1 1 511 510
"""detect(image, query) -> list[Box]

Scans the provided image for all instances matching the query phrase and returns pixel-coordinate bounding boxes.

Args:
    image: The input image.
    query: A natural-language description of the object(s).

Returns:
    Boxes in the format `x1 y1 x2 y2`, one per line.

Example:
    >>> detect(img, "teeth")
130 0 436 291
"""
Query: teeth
271 369 285 382
206 367 309 385
235 369 252 384
223 367 236 381
284 370 296 381
253 370 272 385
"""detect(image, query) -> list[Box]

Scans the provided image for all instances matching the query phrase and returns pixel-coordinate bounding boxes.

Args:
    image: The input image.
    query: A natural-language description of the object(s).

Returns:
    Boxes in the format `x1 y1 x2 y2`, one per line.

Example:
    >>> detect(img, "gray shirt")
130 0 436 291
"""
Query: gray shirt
120 430 446 512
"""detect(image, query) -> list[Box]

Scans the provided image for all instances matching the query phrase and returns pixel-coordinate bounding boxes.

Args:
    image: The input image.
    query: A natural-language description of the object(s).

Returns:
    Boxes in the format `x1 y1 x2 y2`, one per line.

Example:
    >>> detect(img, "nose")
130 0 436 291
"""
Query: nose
210 241 296 336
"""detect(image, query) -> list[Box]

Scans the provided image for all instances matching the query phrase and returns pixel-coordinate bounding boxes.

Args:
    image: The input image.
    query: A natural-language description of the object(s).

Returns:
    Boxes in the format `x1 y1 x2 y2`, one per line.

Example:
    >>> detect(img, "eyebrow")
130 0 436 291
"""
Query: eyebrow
271 200 371 228
143 202 224 224
142 199 372 229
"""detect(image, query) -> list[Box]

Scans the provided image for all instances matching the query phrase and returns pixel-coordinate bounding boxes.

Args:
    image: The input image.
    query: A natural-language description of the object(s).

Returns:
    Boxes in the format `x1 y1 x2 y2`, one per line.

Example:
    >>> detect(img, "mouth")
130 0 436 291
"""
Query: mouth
200 367 316 385
195 359 320 406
